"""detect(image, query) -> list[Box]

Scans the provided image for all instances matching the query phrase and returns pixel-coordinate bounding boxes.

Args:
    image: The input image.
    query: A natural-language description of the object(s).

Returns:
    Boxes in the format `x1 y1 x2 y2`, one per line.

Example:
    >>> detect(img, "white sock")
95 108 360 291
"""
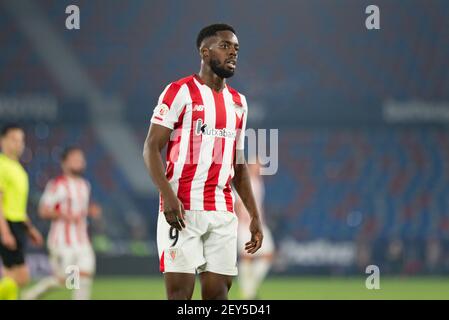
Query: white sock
238 259 258 299
251 258 272 294
22 276 61 300
73 277 92 300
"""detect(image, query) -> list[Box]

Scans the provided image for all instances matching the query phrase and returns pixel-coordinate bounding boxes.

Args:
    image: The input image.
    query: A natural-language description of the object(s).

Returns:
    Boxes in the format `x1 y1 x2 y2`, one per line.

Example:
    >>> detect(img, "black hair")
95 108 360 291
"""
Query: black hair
1 123 23 137
196 23 236 49
61 146 82 162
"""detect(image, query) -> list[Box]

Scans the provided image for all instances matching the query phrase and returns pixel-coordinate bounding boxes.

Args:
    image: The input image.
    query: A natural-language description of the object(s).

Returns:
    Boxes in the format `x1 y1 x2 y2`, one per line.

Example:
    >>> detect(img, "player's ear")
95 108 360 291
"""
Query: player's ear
200 47 209 59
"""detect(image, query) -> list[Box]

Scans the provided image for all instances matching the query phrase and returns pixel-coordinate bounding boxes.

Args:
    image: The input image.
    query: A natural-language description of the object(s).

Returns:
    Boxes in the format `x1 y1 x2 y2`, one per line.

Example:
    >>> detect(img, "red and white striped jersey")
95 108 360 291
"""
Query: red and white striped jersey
40 175 91 248
151 74 248 214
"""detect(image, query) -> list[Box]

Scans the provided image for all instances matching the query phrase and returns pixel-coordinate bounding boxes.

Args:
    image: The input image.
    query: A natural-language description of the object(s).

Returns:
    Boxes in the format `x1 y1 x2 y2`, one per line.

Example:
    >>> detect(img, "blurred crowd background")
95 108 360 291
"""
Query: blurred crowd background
1 0 449 276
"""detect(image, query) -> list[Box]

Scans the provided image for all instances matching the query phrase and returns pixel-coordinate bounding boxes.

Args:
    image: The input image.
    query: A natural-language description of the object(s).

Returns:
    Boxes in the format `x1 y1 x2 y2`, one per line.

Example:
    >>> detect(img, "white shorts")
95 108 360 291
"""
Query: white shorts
48 243 96 278
238 224 275 258
157 210 238 276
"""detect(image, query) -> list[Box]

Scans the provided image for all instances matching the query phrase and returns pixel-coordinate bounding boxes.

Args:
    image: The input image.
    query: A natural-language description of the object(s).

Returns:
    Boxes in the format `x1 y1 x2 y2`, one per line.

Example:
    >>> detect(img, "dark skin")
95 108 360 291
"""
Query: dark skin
143 30 263 300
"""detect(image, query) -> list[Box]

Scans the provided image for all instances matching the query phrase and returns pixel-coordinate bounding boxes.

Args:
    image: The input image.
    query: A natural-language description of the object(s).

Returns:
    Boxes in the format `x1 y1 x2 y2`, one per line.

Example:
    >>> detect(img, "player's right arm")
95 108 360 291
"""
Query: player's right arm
143 123 185 231
143 82 188 231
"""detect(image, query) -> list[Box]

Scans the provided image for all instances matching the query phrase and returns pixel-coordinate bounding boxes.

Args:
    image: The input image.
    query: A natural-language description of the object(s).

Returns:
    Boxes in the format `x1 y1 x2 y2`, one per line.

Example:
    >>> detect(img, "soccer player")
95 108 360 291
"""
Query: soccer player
235 160 274 299
22 147 101 300
0 124 43 300
143 23 264 300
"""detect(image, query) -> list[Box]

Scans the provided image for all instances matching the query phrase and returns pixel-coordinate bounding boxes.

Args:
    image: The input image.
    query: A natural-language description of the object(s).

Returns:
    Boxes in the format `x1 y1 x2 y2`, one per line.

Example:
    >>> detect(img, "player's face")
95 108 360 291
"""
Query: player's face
1 129 25 158
63 150 86 176
207 31 239 78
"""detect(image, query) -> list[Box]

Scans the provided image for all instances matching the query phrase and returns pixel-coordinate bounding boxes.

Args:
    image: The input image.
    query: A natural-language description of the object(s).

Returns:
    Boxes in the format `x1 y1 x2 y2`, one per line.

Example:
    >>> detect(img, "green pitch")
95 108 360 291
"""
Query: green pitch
33 276 449 300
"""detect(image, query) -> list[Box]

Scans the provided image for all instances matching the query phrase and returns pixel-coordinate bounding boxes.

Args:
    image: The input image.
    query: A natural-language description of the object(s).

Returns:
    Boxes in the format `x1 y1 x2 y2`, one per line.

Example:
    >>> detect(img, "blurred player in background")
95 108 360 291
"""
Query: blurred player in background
22 147 101 300
0 124 43 300
235 160 274 299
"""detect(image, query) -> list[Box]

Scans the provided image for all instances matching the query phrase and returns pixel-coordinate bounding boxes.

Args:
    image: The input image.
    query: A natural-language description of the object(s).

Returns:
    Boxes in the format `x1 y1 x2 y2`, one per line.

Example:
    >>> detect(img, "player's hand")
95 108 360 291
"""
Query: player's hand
88 203 102 219
1 230 17 250
163 195 186 231
27 226 44 247
245 217 263 254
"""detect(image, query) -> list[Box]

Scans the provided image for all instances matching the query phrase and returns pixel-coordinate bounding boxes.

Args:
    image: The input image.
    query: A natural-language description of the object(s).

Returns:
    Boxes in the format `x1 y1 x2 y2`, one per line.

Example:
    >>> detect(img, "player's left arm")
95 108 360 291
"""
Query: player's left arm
86 181 102 219
88 202 102 219
232 95 263 254
233 154 264 254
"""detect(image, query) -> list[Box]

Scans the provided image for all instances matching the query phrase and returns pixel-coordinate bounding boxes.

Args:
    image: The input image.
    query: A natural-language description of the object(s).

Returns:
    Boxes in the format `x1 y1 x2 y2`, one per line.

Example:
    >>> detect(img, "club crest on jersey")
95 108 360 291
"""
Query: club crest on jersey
155 104 169 116
195 119 237 139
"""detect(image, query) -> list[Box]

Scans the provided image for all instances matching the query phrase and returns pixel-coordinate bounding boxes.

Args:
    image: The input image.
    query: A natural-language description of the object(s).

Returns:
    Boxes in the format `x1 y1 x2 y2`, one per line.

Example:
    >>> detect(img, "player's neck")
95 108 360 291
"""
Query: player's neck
197 68 226 92
2 150 19 162
63 172 79 179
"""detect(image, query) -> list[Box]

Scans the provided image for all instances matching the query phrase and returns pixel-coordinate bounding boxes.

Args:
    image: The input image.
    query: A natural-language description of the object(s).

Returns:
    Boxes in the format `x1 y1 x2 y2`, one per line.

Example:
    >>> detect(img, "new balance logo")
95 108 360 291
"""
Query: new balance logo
193 104 205 112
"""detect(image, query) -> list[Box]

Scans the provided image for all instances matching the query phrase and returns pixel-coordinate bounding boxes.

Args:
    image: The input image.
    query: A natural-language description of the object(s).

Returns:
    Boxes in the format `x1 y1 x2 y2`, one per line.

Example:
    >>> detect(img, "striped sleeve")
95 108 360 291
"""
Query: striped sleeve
236 94 248 151
151 82 188 130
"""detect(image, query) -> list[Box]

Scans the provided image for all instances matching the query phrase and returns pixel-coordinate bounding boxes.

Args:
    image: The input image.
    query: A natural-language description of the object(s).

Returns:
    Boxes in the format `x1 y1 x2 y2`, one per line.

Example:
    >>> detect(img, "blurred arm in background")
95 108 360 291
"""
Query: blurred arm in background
88 202 102 220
